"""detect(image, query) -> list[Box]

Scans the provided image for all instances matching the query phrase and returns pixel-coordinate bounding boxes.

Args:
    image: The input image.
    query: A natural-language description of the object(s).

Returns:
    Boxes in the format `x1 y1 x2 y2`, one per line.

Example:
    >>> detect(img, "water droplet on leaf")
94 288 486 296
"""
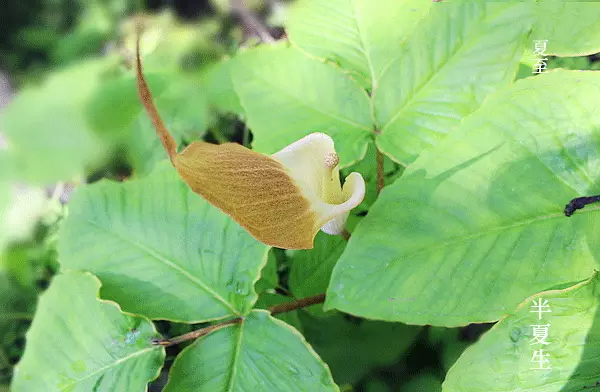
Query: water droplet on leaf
509 327 522 342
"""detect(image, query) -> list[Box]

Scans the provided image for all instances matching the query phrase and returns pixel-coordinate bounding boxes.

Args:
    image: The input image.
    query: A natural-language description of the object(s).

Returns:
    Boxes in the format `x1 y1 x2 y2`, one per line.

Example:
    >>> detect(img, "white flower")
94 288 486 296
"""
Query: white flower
272 133 365 237
135 36 365 249
174 133 365 249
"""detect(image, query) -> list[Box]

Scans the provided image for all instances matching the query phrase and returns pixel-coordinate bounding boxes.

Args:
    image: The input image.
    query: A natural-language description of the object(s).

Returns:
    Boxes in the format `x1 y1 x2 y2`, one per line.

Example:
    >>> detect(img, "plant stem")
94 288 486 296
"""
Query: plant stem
340 228 351 241
269 293 326 315
153 293 326 347
230 0 275 43
376 147 384 195
153 317 242 347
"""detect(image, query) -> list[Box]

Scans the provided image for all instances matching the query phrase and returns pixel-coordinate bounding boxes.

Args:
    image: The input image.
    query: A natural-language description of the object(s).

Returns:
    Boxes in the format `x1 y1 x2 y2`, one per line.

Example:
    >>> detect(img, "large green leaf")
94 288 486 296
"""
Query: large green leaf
163 310 338 391
288 231 345 316
327 70 600 326
232 45 373 167
11 272 165 391
374 2 535 166
532 2 600 56
0 57 119 183
286 0 431 88
200 58 244 115
300 311 420 386
58 162 270 322
443 274 600 391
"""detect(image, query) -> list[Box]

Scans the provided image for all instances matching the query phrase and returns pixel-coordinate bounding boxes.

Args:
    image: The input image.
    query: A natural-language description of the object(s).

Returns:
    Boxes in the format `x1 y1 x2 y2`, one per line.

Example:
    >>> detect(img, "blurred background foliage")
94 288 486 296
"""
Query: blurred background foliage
1 1 599 390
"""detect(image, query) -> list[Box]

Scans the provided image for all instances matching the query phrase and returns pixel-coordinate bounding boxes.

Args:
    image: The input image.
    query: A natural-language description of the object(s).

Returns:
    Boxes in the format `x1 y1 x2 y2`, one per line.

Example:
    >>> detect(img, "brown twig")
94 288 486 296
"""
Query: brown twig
340 228 351 241
153 317 242 347
269 293 326 315
376 147 385 195
230 0 275 43
153 293 327 347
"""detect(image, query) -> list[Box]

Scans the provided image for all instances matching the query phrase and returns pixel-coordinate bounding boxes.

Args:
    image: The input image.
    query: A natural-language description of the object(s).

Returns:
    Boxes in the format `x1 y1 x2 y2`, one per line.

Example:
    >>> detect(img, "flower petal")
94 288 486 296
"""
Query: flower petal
271 132 344 204
272 133 366 235
318 172 366 235
174 142 319 249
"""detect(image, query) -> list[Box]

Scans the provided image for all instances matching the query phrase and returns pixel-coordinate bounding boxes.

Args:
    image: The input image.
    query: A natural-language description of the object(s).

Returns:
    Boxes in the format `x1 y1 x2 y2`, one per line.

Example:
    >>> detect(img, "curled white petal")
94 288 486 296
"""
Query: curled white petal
272 133 366 236
318 172 366 234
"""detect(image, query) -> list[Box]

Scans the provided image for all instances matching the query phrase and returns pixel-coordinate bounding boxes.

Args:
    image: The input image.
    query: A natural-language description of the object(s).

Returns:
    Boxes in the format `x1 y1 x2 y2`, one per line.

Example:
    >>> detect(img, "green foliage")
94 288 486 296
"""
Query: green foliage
288 232 345 316
232 43 373 167
533 2 600 56
300 311 420 386
1 10 236 184
444 273 600 391
163 310 337 391
373 2 534 166
0 57 119 183
11 272 165 391
327 71 600 326
0 272 37 384
58 163 270 322
287 0 432 88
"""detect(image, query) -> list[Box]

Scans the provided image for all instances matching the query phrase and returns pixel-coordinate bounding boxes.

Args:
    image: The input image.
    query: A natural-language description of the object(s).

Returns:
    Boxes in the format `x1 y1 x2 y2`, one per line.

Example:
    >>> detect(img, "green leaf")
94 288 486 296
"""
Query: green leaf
288 232 345 316
200 58 244 115
443 274 600 391
232 45 373 167
327 70 600 326
0 57 118 183
163 310 338 391
286 0 431 88
375 2 535 166
300 311 420 386
254 250 278 294
11 272 165 392
532 2 600 56
58 162 270 322
402 373 442 392
84 73 170 139
254 293 304 333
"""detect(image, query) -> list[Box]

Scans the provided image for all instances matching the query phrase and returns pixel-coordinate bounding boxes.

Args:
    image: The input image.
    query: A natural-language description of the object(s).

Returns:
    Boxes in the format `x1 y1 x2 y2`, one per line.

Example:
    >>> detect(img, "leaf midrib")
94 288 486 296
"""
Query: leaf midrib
59 346 158 391
226 320 245 392
239 61 372 133
379 4 509 133
387 205 600 263
86 219 239 316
